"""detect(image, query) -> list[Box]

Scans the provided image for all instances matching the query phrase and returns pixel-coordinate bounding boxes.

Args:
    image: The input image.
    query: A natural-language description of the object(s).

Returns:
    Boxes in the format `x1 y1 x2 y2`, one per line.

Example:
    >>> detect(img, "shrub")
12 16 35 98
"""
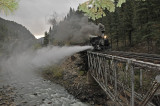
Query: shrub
44 65 63 79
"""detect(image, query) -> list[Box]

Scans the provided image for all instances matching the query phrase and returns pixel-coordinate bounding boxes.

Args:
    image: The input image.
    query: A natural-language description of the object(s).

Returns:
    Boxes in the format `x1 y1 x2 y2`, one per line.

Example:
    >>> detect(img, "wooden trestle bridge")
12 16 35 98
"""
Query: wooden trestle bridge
87 51 160 106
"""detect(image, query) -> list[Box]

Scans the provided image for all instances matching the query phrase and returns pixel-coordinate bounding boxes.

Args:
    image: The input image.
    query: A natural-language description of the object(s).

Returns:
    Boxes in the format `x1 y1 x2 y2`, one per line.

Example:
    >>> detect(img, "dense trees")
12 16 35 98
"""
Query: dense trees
44 0 160 53
83 0 160 53
132 0 160 52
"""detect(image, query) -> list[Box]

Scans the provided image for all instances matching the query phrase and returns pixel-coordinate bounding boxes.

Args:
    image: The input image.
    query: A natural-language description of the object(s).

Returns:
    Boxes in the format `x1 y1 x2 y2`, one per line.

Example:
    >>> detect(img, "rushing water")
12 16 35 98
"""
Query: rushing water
0 46 93 106
0 71 88 106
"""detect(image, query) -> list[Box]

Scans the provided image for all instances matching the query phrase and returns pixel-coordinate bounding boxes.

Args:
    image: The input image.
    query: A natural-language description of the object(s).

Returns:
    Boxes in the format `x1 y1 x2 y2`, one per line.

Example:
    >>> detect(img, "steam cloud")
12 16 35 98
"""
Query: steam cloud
50 15 101 44
1 46 93 80
1 14 98 82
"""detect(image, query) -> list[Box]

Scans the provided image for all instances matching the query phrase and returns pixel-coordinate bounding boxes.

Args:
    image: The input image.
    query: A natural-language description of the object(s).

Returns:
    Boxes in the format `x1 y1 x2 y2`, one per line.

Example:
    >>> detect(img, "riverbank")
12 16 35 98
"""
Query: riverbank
42 53 112 106
0 85 15 106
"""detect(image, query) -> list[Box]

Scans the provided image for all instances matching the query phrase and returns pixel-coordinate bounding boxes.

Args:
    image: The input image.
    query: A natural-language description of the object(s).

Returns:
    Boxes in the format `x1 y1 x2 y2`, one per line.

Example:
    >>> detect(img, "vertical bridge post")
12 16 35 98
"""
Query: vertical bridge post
113 57 118 105
130 60 135 106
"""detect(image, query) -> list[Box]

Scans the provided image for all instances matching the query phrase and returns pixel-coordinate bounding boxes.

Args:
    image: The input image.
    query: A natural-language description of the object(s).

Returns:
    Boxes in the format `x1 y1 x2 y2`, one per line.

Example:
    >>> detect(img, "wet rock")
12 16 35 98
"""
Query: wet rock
29 94 36 98
22 101 27 104
33 93 38 96
48 102 52 104
71 56 76 61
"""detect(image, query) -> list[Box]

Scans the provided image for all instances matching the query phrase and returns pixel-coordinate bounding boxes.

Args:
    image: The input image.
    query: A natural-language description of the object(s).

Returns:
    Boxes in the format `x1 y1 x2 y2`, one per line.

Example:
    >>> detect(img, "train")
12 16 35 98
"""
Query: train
89 23 110 51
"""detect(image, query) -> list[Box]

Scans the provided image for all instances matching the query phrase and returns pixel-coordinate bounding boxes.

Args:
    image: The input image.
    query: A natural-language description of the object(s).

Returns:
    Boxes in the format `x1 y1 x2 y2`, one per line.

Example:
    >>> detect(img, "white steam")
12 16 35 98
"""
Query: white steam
1 46 93 80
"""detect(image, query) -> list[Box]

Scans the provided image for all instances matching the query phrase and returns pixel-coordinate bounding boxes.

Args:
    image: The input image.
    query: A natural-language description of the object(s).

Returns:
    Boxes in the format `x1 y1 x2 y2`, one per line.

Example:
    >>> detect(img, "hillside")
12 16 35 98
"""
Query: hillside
0 17 37 55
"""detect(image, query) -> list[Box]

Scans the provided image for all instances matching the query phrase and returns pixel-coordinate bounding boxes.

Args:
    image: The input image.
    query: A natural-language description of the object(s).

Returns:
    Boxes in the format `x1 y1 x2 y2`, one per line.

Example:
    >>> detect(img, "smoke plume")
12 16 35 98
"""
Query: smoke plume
1 46 93 80
50 15 101 44
0 13 98 82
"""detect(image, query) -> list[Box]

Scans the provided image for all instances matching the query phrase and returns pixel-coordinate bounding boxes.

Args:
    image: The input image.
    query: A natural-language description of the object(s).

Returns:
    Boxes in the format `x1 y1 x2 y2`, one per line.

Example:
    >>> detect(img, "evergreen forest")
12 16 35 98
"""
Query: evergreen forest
45 0 160 54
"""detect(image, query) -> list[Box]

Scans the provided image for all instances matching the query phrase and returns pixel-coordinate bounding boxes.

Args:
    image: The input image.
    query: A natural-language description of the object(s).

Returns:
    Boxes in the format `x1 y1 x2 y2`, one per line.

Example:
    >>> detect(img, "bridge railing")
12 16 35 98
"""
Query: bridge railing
87 51 160 106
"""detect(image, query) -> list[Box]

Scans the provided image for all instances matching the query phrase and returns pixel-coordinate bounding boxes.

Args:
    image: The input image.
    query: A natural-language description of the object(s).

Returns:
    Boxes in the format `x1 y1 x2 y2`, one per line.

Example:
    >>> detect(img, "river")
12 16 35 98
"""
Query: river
0 70 88 106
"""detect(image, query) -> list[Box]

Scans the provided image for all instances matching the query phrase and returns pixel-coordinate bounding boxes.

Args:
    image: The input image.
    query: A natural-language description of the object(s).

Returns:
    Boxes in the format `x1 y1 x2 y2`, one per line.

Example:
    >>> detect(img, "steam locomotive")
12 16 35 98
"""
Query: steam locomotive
89 23 110 51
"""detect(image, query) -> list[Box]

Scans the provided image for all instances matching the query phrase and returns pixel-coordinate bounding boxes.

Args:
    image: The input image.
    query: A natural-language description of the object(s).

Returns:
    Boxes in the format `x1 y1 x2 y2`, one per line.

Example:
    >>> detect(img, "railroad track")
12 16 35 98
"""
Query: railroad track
101 51 160 64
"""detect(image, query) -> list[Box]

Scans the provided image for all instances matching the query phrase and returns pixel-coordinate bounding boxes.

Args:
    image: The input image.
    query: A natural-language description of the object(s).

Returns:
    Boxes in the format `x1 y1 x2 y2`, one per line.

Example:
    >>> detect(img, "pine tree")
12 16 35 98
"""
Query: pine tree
43 32 49 46
118 4 126 47
123 0 134 46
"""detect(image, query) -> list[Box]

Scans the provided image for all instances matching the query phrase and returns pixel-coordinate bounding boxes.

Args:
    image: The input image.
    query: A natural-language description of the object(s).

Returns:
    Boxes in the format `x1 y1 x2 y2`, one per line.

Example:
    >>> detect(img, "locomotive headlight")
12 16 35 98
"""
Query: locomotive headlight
104 35 107 39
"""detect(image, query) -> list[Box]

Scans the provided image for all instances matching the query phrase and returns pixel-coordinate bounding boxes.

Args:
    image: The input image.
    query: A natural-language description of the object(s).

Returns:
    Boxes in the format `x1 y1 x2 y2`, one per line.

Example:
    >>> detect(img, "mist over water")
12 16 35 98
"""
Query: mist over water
0 45 92 106
1 45 93 81
0 14 95 105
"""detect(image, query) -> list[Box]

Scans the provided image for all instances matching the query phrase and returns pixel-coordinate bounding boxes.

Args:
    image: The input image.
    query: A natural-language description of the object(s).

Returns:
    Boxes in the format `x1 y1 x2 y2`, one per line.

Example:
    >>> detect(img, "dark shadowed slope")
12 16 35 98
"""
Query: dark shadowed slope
0 17 37 55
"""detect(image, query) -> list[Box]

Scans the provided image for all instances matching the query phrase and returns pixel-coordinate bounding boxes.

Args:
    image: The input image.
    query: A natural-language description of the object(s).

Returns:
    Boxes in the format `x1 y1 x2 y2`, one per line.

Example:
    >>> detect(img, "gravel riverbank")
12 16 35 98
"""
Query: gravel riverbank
0 85 15 106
